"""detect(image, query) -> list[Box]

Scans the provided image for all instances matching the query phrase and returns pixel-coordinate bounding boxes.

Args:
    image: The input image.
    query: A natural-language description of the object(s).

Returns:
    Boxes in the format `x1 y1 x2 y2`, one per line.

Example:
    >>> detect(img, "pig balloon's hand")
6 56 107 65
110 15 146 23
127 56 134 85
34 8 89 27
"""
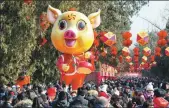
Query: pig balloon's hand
62 64 70 72
84 52 92 59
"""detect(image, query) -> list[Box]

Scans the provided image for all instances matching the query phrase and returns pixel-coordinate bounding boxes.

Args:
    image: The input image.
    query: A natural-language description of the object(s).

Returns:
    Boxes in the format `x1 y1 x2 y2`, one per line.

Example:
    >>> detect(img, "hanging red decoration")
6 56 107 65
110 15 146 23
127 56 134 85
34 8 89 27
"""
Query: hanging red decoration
100 31 107 37
165 47 169 56
133 56 139 63
150 55 155 62
157 39 167 46
93 39 99 47
24 0 32 4
111 46 117 56
137 31 149 46
133 47 139 56
40 12 50 31
26 16 30 20
122 47 130 57
125 56 132 62
122 32 132 40
101 48 107 57
94 31 98 39
155 47 161 56
143 47 151 56
142 56 147 63
69 8 77 11
118 55 123 63
40 37 47 46
123 39 132 47
157 30 168 39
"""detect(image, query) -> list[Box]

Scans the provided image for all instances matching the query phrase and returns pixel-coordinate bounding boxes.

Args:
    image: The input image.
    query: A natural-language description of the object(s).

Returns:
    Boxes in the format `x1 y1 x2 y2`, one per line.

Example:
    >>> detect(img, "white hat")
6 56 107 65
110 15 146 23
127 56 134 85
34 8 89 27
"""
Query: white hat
146 82 154 91
114 88 120 96
99 84 108 93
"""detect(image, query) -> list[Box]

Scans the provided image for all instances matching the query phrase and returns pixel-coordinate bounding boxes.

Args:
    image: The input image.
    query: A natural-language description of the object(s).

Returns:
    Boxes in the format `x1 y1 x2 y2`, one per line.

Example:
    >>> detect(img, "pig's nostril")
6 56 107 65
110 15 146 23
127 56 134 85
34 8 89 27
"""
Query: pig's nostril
64 30 76 39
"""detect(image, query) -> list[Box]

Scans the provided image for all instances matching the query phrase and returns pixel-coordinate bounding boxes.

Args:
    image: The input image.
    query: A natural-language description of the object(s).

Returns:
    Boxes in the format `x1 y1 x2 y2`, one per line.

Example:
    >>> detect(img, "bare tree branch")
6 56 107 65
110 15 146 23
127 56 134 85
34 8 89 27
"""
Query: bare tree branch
138 16 162 30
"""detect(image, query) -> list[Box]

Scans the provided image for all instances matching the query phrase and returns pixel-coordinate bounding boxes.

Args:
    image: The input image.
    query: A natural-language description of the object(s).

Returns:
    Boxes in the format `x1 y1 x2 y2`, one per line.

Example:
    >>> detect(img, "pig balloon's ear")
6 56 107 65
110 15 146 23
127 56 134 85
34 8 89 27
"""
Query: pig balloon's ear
47 5 62 24
88 9 101 28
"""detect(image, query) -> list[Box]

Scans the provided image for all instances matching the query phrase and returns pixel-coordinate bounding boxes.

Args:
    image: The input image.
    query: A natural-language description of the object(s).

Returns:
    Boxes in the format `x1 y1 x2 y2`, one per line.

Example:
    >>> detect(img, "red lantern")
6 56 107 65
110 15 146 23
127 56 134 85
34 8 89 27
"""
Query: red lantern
133 47 139 56
150 55 155 62
133 56 139 63
157 39 167 46
118 55 123 63
157 30 168 39
123 39 132 47
155 47 161 56
122 32 132 40
111 46 117 56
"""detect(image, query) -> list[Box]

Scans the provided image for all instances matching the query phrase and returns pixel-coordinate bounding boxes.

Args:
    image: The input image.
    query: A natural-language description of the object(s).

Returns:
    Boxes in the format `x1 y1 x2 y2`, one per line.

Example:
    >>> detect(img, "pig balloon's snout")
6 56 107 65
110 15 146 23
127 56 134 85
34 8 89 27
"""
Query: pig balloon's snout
64 30 76 39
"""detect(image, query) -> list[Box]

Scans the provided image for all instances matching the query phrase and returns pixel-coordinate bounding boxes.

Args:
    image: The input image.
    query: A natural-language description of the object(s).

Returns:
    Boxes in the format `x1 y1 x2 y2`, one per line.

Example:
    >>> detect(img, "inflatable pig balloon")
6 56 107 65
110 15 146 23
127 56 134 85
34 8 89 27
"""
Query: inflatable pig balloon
47 5 101 90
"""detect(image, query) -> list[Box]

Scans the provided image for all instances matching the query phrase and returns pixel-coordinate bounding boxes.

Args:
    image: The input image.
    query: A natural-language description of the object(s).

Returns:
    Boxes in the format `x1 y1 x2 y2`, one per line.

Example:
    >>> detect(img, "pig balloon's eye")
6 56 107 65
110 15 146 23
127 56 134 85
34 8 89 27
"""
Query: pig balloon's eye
59 20 67 30
77 20 86 30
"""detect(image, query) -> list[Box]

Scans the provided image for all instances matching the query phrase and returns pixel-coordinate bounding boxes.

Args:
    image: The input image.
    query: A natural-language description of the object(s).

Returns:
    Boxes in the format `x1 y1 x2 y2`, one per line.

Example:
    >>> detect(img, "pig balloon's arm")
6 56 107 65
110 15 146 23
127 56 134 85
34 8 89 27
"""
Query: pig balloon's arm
56 55 64 72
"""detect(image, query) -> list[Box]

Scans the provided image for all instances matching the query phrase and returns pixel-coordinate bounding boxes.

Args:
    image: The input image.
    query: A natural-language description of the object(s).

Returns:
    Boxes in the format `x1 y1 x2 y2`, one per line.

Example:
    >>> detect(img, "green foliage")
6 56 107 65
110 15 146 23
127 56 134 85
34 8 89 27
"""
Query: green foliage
0 1 37 84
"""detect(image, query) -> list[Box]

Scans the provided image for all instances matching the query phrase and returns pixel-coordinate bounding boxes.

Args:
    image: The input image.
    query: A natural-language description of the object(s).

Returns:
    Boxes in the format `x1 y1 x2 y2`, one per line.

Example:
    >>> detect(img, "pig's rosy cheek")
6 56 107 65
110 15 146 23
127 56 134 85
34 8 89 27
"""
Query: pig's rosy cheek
77 20 86 31
58 20 67 30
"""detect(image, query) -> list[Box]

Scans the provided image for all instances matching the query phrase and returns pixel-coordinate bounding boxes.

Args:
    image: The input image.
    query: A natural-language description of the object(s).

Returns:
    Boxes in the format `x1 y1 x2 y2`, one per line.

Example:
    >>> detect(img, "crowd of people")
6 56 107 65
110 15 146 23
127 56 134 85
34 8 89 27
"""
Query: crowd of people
0 77 169 108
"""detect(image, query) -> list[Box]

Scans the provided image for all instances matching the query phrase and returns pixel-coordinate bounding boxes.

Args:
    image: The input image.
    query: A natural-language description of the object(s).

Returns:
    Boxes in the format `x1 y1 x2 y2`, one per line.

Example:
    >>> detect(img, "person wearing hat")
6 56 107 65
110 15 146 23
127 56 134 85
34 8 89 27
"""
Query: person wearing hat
94 96 111 108
98 84 109 99
144 82 154 101
47 83 57 101
69 87 88 108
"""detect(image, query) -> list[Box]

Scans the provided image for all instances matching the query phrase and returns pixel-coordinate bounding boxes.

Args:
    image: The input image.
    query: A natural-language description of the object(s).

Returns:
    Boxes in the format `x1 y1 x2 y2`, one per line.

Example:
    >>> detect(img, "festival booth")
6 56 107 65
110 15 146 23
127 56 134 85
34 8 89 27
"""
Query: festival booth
99 63 117 81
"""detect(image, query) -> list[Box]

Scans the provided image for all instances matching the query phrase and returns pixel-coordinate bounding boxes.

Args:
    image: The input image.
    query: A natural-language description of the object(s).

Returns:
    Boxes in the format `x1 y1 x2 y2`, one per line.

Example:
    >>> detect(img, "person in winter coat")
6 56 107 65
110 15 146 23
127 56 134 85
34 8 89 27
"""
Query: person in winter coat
69 87 88 108
52 91 69 108
1 94 13 108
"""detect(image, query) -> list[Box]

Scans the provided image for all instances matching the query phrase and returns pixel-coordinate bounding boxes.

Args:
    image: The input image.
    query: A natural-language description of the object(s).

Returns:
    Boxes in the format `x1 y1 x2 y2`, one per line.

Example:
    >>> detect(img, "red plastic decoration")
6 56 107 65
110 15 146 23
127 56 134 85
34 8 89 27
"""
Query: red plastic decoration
122 32 132 40
133 56 139 63
111 46 117 56
100 31 107 37
157 30 168 39
118 55 123 63
93 39 99 47
133 47 139 56
40 37 47 46
94 31 98 39
157 39 167 46
123 39 132 47
155 47 161 56
150 55 155 62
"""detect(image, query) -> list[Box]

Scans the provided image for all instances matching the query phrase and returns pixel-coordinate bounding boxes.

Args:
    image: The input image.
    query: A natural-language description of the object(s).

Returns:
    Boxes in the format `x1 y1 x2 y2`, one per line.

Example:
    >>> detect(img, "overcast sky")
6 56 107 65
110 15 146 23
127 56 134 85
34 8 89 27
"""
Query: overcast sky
130 1 169 48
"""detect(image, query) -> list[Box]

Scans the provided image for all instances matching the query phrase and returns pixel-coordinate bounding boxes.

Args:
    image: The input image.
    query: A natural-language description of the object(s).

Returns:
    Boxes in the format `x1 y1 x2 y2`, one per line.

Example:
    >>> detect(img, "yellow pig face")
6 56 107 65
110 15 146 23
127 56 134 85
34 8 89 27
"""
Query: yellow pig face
47 5 101 54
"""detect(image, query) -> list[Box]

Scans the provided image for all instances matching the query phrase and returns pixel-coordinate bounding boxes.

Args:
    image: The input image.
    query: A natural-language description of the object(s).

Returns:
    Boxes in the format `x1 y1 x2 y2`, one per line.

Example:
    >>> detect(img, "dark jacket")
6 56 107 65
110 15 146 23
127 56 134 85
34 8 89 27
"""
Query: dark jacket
70 95 88 107
52 100 69 108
